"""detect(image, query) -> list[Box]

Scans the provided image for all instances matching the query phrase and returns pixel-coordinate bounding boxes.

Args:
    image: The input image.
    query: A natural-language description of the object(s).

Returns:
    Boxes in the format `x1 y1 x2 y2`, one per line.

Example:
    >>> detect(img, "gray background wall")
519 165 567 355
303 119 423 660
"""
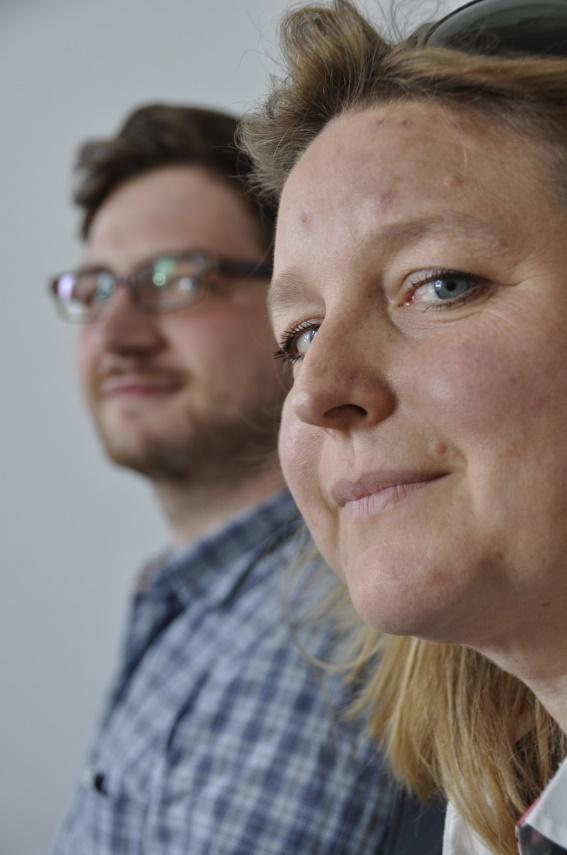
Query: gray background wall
0 2 292 851
0 1 450 852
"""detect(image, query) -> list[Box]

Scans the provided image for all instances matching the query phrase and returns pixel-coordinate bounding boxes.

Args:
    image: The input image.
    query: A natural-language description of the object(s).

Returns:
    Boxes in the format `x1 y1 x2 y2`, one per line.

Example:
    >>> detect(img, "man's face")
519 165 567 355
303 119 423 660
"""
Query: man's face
76 165 285 483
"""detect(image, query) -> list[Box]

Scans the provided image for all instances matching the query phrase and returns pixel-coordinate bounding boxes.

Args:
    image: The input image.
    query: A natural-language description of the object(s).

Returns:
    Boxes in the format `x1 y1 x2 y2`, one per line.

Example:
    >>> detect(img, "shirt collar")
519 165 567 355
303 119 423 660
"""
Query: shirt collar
444 758 567 855
442 801 493 855
143 490 300 609
518 755 567 850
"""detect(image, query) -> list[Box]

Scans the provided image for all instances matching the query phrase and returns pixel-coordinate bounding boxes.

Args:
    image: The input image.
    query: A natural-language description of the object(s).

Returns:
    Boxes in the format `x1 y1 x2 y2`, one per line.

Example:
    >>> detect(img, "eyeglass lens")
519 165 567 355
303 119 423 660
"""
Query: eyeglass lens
53 255 205 321
132 256 203 308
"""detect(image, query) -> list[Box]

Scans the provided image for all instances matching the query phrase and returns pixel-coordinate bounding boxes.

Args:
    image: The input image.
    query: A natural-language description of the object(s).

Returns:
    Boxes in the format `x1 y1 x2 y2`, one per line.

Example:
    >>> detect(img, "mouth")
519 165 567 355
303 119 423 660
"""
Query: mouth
100 374 184 400
331 470 448 520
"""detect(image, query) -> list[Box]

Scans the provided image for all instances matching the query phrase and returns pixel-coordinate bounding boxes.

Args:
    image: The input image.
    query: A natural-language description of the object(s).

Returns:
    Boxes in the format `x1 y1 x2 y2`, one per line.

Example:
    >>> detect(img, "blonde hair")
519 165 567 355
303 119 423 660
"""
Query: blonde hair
241 2 567 852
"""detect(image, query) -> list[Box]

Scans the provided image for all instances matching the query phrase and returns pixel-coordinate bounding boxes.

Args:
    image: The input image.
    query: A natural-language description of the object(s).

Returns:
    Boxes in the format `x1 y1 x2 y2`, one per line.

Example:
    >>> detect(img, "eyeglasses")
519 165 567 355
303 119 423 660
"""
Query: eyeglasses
416 0 567 58
48 250 273 323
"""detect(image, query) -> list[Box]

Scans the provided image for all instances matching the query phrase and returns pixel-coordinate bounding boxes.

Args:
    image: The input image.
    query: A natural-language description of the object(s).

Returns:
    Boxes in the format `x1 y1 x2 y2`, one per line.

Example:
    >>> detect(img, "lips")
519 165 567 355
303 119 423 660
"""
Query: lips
100 373 184 398
331 470 447 518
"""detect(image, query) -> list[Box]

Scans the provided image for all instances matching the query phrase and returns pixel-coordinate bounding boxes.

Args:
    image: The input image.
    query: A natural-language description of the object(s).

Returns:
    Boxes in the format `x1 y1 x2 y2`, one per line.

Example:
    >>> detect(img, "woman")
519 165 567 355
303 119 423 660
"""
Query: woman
242 1 567 852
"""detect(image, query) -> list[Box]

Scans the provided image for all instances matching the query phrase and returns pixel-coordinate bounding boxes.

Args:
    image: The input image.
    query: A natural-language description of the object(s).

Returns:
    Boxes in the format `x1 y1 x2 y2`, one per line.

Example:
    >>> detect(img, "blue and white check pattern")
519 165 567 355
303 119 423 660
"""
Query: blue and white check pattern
54 491 394 854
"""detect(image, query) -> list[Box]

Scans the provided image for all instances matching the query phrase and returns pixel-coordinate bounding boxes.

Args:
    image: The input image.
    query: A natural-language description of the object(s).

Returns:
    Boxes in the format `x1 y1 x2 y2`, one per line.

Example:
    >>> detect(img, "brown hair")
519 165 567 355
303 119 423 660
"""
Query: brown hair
242 0 567 202
74 103 276 250
241 2 567 853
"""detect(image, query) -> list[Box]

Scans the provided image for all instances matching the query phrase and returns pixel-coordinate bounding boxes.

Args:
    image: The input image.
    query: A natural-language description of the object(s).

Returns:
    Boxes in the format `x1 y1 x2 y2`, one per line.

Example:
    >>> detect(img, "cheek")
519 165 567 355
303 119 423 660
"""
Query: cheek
170 312 274 381
278 396 319 499
278 397 337 550
278 398 346 577
418 324 567 526
75 332 96 393
420 333 539 438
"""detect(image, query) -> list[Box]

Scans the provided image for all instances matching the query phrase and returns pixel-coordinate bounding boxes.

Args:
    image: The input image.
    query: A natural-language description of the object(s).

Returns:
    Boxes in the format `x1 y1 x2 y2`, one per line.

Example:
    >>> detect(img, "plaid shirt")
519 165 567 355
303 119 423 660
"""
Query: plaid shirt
54 491 395 854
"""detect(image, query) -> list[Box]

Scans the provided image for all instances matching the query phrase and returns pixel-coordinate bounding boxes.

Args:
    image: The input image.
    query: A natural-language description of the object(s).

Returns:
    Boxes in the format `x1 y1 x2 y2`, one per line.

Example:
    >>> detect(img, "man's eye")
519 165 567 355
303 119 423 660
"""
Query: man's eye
403 269 489 308
149 259 202 294
96 273 115 300
71 272 114 307
168 274 200 294
274 321 319 366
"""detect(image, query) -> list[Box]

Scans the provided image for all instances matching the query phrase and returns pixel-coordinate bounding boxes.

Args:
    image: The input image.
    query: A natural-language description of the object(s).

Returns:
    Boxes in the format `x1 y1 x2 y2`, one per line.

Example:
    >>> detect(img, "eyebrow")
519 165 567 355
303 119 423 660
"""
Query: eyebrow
73 262 112 276
75 249 192 278
268 271 318 319
269 212 507 317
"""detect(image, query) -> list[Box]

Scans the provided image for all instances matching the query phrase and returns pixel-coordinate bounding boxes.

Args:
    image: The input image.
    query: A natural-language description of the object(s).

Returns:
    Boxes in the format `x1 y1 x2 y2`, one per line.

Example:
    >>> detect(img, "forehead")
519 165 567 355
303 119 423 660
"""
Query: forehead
84 165 261 272
282 101 540 220
273 100 550 281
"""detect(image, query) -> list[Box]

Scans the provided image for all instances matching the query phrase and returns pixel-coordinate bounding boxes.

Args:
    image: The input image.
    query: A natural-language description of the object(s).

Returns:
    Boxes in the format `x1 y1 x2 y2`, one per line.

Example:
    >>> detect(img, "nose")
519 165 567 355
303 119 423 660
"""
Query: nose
289 323 396 432
96 286 164 356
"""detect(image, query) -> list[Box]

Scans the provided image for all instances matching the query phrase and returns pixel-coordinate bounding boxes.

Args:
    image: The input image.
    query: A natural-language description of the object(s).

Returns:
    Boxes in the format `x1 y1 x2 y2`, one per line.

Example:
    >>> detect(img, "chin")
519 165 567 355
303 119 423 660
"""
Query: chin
103 441 156 476
338 547 463 642
348 588 433 637
99 427 173 474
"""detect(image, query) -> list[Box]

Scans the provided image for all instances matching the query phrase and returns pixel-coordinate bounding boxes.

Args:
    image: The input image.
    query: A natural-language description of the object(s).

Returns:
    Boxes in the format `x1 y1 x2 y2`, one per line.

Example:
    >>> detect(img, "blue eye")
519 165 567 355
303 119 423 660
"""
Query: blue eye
433 274 475 301
96 272 115 300
294 327 318 355
404 269 489 309
274 321 319 366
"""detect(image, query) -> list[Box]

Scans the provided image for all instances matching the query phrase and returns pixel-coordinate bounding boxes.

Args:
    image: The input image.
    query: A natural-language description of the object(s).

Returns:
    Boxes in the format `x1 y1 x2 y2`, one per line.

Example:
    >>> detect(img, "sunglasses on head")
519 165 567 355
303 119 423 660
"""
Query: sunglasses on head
416 0 567 58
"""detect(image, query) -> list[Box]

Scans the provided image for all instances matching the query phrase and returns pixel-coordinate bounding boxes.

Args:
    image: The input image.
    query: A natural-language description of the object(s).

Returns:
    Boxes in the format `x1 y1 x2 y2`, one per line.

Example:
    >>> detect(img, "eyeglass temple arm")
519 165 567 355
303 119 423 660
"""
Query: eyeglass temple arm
217 259 273 279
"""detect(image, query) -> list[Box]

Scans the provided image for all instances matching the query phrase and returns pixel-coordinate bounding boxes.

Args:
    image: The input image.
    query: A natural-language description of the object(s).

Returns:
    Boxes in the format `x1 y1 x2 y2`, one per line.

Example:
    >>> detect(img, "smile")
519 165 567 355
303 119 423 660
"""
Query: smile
100 374 184 399
331 471 447 520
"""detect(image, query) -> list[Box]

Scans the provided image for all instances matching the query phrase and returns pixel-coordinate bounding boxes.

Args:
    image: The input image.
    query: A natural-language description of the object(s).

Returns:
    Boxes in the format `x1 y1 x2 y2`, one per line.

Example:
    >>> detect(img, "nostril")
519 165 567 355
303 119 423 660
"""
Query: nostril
323 403 368 424
292 387 374 428
291 374 395 429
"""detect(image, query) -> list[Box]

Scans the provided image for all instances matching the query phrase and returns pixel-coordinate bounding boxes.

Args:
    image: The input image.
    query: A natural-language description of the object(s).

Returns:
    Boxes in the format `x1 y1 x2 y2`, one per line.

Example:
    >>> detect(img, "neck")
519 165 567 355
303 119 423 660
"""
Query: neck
478 614 567 735
526 672 567 736
153 458 286 548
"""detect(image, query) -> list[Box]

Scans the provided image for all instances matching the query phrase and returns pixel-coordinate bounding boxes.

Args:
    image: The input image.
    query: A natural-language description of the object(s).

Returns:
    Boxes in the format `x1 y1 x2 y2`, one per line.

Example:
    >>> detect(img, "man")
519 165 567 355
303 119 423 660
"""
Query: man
49 104 444 854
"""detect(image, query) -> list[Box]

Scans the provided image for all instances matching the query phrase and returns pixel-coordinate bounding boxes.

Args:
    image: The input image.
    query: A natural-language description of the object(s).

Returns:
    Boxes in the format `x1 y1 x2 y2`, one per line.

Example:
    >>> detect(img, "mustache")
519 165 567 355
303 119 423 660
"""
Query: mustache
95 355 187 382
93 358 189 396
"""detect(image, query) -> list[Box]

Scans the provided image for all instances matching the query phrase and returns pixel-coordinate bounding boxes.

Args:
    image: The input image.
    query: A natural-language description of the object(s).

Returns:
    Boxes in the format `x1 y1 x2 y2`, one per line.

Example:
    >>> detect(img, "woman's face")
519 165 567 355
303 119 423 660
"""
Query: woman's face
272 101 567 649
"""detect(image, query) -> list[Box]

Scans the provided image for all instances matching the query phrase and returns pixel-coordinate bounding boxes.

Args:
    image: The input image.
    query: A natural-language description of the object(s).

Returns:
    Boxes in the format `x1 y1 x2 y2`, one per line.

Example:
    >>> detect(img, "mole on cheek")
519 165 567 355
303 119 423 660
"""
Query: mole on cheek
375 190 397 212
444 173 464 190
299 209 311 226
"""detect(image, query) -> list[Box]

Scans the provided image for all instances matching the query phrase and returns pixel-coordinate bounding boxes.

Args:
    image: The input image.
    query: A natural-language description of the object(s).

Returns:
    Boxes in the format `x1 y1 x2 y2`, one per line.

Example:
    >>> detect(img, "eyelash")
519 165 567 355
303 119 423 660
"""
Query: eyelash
274 269 491 366
402 268 490 310
274 320 319 366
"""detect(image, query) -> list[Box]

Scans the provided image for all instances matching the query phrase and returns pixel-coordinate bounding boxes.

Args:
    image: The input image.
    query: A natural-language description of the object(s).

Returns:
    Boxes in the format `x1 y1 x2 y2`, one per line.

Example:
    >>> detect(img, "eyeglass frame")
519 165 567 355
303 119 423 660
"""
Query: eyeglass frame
48 249 273 323
415 0 567 57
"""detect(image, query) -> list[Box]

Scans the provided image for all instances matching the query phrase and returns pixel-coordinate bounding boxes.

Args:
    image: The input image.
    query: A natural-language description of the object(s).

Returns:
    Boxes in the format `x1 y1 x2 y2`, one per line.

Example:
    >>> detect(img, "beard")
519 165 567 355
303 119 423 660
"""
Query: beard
94 383 287 487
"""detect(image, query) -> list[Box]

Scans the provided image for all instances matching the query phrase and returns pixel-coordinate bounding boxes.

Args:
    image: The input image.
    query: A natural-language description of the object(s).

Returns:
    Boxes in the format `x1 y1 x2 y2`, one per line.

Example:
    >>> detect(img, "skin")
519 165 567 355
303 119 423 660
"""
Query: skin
271 101 567 730
77 165 286 545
